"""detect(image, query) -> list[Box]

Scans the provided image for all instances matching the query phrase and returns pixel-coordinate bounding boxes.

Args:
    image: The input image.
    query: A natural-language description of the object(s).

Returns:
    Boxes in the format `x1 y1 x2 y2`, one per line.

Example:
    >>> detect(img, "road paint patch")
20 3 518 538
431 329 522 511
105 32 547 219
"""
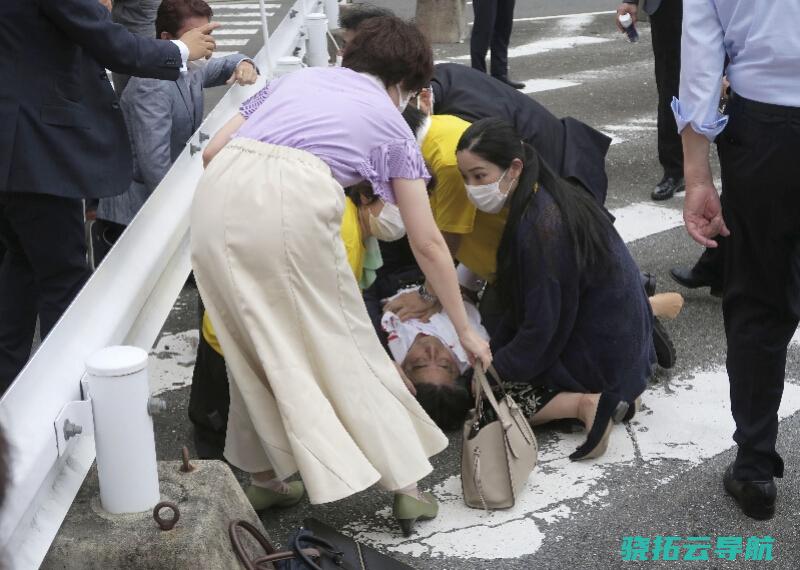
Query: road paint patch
343 371 800 560
213 11 275 17
149 330 198 395
611 202 684 243
211 51 240 58
213 28 260 35
521 78 581 94
215 38 251 46
210 3 281 8
450 36 610 62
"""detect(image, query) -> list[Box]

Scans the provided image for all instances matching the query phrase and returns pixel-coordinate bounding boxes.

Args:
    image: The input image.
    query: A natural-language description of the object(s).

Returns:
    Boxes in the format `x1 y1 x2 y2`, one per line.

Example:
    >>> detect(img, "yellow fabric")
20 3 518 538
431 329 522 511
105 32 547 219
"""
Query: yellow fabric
202 311 224 355
202 193 366 357
340 197 365 281
423 115 509 282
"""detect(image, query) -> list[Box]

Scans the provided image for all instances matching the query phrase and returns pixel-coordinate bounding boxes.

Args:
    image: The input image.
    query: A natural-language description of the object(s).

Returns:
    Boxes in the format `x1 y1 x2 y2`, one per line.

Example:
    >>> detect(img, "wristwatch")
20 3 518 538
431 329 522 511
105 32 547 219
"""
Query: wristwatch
418 283 438 304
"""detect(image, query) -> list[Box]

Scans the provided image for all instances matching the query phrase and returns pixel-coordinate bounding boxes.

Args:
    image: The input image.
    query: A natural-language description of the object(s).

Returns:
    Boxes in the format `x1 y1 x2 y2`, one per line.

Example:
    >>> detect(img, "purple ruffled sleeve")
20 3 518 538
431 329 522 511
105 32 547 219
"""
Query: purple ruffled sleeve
357 139 431 205
239 81 273 119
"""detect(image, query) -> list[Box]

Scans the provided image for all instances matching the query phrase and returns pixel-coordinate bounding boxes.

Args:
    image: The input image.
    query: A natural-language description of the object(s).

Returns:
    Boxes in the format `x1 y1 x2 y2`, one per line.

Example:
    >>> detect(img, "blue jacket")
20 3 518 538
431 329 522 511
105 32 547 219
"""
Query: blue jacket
490 187 654 403
0 0 182 199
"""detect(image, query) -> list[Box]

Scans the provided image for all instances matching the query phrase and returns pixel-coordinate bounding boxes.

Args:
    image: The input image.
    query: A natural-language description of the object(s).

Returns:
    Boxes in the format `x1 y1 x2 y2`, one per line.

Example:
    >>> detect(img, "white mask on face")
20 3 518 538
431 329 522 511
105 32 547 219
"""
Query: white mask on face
368 202 406 242
396 84 413 113
465 169 512 214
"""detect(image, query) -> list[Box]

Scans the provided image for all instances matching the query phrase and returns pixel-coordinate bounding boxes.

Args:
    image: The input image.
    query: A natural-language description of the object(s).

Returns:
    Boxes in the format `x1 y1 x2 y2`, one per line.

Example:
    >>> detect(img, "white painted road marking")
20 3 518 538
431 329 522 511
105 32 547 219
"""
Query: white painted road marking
611 202 684 243
521 78 581 94
213 28 260 35
450 36 611 61
345 372 800 559
210 3 281 8
215 38 251 46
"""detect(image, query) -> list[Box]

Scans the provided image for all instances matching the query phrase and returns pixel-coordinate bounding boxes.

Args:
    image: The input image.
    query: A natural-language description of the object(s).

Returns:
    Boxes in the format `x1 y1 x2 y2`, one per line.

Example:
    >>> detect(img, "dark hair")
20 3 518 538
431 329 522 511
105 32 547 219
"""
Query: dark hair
338 3 394 30
400 105 437 193
415 381 471 432
156 0 213 38
456 118 613 319
341 17 433 92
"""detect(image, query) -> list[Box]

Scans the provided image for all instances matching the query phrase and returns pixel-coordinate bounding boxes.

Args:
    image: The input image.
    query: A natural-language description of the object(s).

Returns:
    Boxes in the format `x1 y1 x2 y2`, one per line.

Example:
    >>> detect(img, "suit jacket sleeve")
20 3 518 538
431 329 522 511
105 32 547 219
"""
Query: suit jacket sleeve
122 80 174 194
40 0 181 80
202 54 250 88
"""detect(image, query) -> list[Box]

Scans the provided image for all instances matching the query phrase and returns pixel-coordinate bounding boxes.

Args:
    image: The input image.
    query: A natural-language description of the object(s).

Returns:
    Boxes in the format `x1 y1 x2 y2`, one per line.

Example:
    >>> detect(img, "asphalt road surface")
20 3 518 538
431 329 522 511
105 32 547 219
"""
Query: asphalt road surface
146 2 800 568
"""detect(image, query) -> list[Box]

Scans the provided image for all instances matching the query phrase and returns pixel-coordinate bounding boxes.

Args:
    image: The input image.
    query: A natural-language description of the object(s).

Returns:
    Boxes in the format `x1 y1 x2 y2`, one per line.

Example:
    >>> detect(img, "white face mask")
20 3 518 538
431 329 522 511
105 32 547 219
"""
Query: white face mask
396 84 413 113
465 169 513 214
368 202 406 242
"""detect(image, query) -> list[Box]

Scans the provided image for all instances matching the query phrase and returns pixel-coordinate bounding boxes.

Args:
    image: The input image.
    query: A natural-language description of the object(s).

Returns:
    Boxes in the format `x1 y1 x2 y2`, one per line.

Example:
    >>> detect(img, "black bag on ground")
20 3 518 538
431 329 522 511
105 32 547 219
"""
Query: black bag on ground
229 517 414 570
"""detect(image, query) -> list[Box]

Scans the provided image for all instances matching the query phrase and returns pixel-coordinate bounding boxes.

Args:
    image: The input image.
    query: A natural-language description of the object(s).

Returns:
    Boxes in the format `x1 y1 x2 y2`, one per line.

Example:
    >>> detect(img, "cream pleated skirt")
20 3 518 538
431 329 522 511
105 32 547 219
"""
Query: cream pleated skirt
190 138 448 504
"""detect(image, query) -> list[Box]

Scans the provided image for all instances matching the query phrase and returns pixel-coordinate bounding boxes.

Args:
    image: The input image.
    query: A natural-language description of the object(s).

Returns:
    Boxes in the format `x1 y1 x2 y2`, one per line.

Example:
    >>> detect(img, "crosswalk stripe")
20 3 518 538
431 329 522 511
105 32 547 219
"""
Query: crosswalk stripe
612 202 684 243
213 28 260 35
210 51 240 59
211 20 264 25
210 3 281 9
214 11 275 17
215 38 251 46
521 78 581 94
450 36 611 61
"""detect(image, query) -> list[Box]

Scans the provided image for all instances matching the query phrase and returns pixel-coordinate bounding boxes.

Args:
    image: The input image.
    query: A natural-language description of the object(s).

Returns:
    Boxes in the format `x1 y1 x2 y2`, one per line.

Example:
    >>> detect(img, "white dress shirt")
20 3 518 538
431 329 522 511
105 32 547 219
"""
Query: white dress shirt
381 288 489 374
672 0 800 141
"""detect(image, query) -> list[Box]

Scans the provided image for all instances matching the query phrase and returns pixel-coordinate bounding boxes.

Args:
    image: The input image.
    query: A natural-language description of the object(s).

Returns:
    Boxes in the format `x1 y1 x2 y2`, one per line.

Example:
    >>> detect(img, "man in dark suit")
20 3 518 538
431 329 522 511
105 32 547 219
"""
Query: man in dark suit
470 0 524 89
617 0 684 201
0 0 217 392
430 63 612 206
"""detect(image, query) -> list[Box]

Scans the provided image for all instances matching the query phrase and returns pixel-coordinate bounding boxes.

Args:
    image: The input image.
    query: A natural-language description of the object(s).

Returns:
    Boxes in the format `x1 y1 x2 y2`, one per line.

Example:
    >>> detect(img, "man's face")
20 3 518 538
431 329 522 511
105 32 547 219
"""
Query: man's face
402 335 459 387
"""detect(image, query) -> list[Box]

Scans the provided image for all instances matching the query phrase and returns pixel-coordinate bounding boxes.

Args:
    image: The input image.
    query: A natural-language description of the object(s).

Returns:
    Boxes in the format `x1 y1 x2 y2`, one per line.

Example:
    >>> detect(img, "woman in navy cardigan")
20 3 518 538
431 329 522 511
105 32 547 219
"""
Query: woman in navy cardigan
456 118 656 460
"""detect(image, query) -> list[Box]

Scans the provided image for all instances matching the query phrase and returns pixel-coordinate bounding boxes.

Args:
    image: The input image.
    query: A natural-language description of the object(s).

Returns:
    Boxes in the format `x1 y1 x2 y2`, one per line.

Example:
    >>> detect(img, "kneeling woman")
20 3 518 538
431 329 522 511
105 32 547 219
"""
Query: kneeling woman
456 118 655 460
192 17 490 536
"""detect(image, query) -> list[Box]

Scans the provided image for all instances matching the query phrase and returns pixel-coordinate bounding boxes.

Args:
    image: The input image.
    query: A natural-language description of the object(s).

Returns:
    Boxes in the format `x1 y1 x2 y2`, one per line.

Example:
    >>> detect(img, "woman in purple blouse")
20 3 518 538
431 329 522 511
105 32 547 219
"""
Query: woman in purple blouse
191 17 491 536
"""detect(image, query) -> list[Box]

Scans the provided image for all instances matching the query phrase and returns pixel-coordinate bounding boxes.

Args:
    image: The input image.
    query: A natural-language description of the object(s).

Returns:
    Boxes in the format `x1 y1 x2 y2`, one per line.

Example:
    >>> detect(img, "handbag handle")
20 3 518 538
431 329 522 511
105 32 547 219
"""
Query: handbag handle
473 365 512 431
293 534 348 570
229 520 321 569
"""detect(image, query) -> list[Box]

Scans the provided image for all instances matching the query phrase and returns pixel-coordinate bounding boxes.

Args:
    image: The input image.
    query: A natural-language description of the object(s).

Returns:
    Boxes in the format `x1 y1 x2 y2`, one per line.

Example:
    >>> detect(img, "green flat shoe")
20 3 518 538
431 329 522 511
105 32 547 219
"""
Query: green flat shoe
393 492 438 537
245 481 305 511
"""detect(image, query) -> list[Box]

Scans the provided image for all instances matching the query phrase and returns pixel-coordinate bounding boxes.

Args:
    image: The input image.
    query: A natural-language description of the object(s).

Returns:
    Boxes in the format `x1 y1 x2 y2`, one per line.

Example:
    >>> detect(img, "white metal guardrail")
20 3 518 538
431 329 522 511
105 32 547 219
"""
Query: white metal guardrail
0 1 328 567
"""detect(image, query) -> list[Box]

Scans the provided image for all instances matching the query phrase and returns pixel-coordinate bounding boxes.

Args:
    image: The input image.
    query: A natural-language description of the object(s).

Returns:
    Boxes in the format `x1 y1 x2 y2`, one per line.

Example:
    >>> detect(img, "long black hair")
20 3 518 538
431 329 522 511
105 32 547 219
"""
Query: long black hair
456 118 614 319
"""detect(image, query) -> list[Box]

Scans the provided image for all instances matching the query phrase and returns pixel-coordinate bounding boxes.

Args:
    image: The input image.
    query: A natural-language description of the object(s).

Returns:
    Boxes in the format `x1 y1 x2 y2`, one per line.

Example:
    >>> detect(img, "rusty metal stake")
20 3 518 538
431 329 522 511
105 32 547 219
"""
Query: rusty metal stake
153 501 180 531
180 445 195 473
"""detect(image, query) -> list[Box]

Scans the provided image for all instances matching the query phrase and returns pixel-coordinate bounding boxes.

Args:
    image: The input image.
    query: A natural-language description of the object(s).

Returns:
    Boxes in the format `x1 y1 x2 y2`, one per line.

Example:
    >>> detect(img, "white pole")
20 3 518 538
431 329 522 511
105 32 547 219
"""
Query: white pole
323 0 340 30
86 346 160 514
306 13 329 67
258 0 275 76
274 56 304 76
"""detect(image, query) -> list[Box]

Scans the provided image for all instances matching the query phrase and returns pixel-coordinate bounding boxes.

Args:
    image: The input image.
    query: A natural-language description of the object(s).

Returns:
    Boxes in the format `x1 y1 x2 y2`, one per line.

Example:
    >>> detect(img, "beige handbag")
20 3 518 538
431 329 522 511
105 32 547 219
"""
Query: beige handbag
461 365 538 510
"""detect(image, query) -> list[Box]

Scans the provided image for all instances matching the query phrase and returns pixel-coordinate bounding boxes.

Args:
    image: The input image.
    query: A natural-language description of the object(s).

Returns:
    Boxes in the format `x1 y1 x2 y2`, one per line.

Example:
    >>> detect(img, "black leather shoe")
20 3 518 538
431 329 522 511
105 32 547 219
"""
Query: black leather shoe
493 75 525 90
651 176 685 201
642 271 656 297
723 463 776 520
669 267 722 297
652 317 676 369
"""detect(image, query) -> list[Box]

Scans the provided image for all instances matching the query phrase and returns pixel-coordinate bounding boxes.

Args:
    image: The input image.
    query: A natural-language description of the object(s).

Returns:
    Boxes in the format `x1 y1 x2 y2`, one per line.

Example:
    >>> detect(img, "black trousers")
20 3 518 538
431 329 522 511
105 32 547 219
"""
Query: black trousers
188 296 230 459
692 236 726 287
470 0 516 78
0 193 90 392
650 0 684 178
718 94 800 481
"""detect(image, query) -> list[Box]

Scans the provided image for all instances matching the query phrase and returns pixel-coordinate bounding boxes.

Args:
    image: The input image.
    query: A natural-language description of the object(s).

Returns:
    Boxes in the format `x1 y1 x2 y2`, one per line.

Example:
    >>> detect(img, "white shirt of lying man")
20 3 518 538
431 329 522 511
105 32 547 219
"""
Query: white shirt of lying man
382 285 489 385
